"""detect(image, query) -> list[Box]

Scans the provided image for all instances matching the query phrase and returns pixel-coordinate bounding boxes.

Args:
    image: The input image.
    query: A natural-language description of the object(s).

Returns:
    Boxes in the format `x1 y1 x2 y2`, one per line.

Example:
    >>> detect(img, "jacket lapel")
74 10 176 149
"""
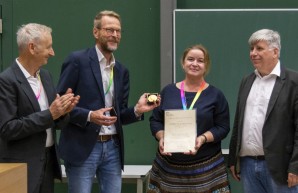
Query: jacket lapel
40 70 55 104
265 66 285 120
113 62 120 107
12 62 41 112
89 48 105 102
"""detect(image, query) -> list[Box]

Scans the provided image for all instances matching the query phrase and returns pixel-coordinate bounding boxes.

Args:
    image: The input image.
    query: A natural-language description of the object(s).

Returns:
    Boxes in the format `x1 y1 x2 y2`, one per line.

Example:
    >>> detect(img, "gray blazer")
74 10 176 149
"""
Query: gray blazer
228 65 298 185
0 62 68 193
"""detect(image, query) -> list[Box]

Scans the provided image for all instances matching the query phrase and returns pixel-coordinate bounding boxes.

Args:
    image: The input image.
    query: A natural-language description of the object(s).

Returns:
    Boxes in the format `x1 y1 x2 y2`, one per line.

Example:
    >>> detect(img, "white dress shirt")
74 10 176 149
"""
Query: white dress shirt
16 58 53 147
95 46 117 135
239 61 281 156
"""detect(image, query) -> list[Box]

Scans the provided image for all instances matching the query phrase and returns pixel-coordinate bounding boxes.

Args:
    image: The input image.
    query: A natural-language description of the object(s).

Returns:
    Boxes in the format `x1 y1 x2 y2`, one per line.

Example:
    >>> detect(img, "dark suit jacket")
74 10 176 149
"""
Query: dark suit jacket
229 65 298 185
0 62 68 193
57 47 142 169
0 62 69 193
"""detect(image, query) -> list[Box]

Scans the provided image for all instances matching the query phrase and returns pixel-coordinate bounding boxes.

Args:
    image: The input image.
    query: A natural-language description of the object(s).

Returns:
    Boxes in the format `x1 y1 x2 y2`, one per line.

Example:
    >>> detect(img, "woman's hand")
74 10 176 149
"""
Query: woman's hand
156 131 172 156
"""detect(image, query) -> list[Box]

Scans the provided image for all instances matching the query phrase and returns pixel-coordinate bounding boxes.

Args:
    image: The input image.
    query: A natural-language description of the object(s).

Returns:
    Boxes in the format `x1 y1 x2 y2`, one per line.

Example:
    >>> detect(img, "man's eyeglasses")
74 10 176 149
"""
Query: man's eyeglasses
101 28 122 35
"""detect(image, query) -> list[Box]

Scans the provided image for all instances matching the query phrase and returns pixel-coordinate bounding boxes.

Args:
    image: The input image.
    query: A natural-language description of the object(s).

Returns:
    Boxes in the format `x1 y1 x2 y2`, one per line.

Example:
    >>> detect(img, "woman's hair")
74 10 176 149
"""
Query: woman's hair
94 10 121 29
181 44 211 76
248 29 281 56
16 23 52 52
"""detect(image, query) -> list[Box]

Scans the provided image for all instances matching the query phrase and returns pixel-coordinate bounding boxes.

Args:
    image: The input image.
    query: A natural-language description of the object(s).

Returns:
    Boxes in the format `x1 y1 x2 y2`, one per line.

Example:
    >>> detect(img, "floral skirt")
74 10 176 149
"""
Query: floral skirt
147 151 230 193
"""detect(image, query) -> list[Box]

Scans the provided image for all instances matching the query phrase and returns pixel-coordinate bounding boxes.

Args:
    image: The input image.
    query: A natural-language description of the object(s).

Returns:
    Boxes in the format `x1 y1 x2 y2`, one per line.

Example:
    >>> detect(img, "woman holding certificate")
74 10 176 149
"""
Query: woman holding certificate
147 44 231 193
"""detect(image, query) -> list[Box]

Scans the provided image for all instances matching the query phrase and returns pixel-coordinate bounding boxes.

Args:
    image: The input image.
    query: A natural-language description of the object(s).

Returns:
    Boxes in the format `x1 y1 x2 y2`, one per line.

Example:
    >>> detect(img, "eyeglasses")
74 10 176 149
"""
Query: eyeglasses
101 28 122 35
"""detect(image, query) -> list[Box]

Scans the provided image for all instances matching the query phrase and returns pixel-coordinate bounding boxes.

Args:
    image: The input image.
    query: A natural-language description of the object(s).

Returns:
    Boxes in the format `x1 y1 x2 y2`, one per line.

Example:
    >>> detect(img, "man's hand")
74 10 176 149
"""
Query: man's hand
230 166 241 181
49 88 80 120
134 93 161 115
90 107 117 126
64 88 80 114
288 172 298 187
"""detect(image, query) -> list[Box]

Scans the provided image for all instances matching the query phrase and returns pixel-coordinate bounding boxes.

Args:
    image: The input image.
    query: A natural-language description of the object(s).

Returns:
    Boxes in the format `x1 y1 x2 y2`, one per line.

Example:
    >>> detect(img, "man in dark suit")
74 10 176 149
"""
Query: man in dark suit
56 10 159 193
228 29 298 193
0 23 80 193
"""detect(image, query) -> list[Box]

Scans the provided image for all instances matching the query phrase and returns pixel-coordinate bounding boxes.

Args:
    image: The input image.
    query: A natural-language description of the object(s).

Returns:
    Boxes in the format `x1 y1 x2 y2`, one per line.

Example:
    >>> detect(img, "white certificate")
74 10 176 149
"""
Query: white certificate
164 109 197 153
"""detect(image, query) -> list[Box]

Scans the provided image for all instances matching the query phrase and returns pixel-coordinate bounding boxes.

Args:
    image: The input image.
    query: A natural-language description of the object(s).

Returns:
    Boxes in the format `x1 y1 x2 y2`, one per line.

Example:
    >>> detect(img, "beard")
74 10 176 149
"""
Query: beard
99 36 120 53
106 44 118 52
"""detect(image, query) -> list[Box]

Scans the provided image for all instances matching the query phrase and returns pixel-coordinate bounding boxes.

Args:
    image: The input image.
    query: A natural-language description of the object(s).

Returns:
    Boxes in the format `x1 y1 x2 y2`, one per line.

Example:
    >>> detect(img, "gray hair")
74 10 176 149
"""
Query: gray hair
248 29 281 56
16 23 52 51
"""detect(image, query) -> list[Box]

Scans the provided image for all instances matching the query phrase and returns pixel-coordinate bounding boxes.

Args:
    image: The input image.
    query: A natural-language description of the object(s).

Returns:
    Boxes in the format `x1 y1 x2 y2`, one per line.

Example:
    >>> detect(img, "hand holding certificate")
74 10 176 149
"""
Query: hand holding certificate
164 109 197 153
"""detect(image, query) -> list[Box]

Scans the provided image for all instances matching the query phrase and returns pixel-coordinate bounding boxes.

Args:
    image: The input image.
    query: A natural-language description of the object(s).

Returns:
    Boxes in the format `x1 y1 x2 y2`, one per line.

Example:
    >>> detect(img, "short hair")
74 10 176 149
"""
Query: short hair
181 44 211 76
248 29 281 56
94 10 121 29
16 23 52 52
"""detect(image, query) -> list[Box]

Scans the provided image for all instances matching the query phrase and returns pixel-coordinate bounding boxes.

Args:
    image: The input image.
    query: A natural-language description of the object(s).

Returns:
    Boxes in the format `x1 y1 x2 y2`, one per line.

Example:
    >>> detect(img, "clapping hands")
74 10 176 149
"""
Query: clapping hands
49 88 80 120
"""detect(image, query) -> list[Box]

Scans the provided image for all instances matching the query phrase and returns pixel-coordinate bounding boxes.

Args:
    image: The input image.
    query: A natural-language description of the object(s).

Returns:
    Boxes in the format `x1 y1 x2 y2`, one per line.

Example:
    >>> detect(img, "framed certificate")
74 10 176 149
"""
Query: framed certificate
164 109 197 153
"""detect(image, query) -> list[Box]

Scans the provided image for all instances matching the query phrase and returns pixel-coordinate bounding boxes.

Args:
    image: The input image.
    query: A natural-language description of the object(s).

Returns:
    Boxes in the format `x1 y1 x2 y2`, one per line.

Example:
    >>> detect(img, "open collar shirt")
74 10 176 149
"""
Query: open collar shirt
240 61 280 156
95 46 117 135
16 58 53 147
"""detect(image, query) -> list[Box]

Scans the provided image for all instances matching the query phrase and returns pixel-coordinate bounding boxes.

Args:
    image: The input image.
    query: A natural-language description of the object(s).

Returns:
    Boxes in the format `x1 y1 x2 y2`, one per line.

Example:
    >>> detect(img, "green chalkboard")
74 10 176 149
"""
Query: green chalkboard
174 9 298 149
2 1 160 192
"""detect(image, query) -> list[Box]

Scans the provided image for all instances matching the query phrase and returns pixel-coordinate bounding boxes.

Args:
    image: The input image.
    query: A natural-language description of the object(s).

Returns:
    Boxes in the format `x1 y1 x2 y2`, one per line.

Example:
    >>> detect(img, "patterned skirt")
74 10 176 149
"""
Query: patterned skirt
147 151 230 193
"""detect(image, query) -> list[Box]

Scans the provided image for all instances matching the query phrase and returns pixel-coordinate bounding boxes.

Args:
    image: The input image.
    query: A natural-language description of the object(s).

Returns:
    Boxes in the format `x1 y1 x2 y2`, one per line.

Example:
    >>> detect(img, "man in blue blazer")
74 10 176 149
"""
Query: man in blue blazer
228 29 298 193
56 10 159 193
0 23 79 193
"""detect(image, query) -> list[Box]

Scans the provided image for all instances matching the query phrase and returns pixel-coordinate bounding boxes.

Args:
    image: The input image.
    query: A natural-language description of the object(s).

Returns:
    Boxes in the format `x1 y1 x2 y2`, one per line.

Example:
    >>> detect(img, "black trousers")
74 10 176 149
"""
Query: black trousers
34 146 55 193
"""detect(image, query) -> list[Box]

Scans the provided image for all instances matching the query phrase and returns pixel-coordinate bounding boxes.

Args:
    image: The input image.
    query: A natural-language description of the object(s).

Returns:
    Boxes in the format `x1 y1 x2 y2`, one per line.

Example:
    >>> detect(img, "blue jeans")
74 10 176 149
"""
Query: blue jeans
64 138 122 193
240 157 298 193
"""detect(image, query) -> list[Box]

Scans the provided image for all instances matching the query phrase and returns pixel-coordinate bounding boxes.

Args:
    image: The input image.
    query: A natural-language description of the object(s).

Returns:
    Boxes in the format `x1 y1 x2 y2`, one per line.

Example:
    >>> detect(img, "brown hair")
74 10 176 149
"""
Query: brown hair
181 44 211 76
94 10 121 29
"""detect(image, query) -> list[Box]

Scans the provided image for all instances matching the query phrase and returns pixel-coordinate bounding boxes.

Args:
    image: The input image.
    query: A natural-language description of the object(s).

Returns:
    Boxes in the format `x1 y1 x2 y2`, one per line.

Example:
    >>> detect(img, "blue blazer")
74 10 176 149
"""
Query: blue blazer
57 47 141 168
0 62 66 193
228 65 298 185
